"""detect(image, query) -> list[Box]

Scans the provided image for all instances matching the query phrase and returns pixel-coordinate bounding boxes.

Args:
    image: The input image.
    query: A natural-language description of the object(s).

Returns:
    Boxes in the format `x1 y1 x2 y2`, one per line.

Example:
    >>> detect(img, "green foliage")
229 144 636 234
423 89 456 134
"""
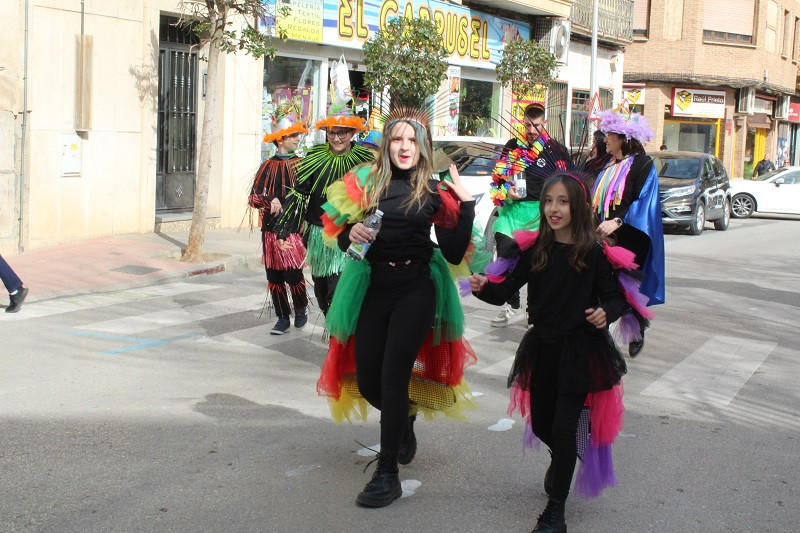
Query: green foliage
495 38 557 98
178 0 285 59
362 17 449 108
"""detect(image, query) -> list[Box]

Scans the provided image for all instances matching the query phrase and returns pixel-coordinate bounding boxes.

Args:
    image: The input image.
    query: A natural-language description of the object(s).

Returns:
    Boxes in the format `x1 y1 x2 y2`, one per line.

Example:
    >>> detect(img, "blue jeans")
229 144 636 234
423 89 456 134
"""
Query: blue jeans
0 254 23 294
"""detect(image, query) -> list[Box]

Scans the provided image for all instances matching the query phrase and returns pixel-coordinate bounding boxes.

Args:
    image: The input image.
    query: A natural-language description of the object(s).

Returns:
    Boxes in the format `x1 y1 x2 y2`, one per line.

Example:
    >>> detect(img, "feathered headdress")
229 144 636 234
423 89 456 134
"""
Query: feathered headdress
315 103 367 132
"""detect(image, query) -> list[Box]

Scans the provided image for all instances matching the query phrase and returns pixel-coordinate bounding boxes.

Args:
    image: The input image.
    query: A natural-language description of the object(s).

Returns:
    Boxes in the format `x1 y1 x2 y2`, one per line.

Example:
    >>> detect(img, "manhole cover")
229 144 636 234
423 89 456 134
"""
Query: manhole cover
111 265 162 275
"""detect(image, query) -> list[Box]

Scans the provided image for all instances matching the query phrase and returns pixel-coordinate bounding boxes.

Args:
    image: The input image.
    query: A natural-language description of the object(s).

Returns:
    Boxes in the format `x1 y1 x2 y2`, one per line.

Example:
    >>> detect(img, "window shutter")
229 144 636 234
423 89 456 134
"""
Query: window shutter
703 0 755 36
633 0 649 31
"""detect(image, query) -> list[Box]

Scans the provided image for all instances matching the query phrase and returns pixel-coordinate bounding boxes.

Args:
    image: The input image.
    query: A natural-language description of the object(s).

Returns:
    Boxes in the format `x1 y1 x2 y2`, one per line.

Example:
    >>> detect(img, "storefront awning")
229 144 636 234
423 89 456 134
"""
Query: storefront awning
748 113 772 129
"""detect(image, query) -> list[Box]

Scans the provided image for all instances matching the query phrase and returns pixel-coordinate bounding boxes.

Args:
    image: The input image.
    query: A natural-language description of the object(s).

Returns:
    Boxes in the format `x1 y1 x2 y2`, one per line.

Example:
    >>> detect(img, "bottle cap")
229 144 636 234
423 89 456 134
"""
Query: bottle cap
375 209 384 216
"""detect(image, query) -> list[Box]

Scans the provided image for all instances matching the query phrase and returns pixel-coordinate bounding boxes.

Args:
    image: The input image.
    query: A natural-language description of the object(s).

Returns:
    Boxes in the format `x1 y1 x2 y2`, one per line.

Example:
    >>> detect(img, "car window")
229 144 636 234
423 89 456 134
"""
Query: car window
753 169 781 181
780 172 800 184
459 155 496 175
703 159 714 179
655 157 700 179
711 157 727 178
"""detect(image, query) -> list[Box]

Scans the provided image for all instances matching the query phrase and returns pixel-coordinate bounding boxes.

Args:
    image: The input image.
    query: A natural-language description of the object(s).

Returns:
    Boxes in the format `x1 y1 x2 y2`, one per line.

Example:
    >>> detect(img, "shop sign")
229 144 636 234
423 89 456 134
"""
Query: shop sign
752 97 773 115
671 88 725 118
623 87 645 106
788 102 800 123
261 0 529 70
261 0 324 43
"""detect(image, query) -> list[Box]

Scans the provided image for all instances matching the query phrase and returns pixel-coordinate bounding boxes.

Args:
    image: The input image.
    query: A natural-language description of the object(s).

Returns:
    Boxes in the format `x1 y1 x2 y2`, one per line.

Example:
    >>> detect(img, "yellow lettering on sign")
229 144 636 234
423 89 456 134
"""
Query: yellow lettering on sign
356 0 368 38
469 17 481 59
433 9 445 35
482 20 490 60
443 12 458 54
418 5 431 22
457 15 469 57
379 0 398 31
339 0 352 39
403 1 414 20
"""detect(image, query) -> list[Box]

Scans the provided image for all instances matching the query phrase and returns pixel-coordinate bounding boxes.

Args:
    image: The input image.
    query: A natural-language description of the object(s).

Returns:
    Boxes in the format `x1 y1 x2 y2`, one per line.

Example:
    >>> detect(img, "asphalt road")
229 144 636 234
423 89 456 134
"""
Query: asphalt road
1 216 798 532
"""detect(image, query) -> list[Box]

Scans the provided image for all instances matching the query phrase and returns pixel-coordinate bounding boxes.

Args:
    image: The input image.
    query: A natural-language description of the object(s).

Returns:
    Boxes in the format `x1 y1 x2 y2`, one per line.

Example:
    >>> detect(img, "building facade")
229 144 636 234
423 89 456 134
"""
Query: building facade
1 0 630 254
625 0 800 177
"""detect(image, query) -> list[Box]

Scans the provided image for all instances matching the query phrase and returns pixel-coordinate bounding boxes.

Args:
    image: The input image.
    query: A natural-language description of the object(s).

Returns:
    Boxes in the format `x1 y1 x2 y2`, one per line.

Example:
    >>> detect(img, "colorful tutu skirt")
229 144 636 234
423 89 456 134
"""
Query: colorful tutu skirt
507 326 626 498
262 231 305 270
316 249 478 423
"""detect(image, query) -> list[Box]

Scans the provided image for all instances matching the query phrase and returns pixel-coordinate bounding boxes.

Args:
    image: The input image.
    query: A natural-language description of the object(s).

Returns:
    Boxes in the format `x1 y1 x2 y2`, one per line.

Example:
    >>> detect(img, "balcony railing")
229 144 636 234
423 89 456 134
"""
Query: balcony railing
571 0 633 45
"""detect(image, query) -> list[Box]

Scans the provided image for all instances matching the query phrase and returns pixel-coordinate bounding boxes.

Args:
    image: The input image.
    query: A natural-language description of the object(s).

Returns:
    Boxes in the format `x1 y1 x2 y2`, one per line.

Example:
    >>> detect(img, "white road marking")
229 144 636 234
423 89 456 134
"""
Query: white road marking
477 355 515 376
356 444 380 457
487 418 515 431
3 282 219 321
401 479 422 498
641 335 776 406
76 294 263 334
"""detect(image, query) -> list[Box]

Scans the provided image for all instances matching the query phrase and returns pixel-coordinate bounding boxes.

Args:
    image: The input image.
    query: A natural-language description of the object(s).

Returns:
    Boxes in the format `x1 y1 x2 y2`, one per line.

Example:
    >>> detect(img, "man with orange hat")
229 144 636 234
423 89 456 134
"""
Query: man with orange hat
249 105 309 335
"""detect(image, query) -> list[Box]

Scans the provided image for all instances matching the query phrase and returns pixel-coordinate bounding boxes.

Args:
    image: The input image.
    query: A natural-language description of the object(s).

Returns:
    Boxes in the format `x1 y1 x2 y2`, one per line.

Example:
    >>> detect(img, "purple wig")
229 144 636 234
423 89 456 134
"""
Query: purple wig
599 110 653 144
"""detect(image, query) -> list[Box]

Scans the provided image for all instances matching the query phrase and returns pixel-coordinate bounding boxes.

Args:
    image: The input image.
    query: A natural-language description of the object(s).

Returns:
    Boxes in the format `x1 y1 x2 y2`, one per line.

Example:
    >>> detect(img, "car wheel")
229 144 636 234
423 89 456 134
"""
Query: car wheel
731 193 755 218
713 198 730 231
689 201 705 235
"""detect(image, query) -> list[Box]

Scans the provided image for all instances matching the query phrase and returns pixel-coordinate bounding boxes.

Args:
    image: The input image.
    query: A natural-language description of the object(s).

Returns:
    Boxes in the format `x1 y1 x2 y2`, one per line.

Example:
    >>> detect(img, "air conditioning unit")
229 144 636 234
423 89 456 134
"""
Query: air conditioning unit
737 87 755 115
533 18 570 65
774 95 790 119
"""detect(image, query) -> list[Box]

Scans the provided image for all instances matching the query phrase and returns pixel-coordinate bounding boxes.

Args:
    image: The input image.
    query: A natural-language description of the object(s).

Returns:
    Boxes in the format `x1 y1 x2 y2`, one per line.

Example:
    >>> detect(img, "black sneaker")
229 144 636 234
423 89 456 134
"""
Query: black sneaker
629 329 646 358
5 287 28 313
295 308 308 329
270 317 291 335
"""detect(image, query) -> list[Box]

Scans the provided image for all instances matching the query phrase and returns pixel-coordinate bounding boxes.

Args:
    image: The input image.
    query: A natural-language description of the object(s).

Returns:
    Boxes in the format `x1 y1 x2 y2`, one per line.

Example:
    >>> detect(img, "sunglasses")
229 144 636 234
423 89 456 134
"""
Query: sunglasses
327 129 354 140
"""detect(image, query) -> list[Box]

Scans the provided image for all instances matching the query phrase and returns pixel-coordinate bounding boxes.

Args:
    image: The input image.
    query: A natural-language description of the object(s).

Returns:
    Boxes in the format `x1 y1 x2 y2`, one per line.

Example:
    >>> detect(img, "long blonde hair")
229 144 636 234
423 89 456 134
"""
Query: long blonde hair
361 119 435 212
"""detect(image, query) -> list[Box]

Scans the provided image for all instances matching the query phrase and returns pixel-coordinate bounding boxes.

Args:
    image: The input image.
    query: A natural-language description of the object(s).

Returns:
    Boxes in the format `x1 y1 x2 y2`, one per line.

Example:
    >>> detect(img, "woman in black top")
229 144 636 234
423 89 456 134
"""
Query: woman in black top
316 108 476 508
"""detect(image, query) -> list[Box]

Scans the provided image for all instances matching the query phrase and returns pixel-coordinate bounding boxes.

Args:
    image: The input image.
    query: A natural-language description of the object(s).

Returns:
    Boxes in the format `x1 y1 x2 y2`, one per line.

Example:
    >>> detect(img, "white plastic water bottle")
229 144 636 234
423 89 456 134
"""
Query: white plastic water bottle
514 173 527 197
346 209 384 261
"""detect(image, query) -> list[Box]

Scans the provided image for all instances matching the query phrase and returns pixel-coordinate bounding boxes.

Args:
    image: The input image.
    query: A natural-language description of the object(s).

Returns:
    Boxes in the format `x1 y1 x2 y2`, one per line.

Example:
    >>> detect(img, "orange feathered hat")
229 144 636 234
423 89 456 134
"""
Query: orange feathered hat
314 103 367 133
262 102 309 143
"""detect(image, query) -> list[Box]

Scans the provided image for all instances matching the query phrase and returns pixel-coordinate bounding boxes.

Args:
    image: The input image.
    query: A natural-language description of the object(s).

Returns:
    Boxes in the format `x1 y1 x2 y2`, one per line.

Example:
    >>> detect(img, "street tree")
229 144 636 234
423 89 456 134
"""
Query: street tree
495 37 557 100
362 17 449 109
176 0 286 262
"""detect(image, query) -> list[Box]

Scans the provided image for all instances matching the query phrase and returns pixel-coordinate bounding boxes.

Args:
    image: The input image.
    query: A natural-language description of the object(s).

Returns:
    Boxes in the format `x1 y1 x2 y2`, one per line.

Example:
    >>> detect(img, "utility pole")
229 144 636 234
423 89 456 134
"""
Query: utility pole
588 0 599 138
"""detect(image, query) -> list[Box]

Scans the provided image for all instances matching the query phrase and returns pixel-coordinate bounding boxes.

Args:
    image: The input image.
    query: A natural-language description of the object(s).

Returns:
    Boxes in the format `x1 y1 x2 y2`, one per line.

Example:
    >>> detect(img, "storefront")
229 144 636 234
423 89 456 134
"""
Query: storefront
665 87 725 155
785 98 800 165
258 0 530 158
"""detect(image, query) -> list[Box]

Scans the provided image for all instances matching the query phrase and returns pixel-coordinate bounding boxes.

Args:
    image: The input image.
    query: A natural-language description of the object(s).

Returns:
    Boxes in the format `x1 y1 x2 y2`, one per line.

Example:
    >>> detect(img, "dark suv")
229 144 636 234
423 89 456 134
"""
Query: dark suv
652 151 732 235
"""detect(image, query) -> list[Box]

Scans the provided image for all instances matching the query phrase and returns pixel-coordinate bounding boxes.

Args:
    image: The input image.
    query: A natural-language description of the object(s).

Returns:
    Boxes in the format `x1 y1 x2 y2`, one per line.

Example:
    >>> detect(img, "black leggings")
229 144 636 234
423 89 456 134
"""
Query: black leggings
354 263 435 452
312 273 340 315
494 233 521 308
266 267 307 318
529 340 590 501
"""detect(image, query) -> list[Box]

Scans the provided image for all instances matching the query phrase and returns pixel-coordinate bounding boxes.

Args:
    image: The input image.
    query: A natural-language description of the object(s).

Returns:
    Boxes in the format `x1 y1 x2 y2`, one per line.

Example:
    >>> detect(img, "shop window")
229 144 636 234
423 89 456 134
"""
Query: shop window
262 56 322 160
600 88 613 111
663 121 717 154
794 17 800 60
458 79 500 137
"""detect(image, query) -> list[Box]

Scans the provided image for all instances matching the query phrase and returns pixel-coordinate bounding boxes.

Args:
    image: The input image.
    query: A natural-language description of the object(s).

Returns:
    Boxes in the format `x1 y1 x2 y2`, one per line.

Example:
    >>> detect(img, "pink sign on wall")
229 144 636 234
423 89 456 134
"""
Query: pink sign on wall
788 102 800 124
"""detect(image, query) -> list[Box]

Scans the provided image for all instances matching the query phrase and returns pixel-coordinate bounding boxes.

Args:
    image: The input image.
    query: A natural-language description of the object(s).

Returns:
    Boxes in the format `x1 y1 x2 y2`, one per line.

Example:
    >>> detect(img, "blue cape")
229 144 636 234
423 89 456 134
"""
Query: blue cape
624 164 665 306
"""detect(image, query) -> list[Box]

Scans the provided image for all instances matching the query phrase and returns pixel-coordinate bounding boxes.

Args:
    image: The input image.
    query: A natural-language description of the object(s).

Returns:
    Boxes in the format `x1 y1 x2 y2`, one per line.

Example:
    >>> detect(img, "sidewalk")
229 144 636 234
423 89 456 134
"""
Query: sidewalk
4 228 264 304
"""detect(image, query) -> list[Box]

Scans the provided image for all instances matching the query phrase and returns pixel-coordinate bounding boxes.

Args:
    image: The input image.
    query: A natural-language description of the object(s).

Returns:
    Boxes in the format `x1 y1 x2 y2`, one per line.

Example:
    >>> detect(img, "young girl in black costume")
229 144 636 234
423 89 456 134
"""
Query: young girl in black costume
317 108 476 508
470 173 628 533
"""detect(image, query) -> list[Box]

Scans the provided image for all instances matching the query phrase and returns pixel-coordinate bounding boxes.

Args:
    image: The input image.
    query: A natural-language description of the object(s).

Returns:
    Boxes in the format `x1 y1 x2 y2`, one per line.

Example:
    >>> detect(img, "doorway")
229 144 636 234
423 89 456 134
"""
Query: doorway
156 16 199 213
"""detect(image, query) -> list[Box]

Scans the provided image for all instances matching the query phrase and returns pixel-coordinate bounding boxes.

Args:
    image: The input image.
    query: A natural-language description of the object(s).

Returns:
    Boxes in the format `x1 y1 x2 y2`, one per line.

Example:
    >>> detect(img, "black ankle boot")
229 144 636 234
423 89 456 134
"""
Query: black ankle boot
356 450 402 507
532 497 567 533
398 414 417 465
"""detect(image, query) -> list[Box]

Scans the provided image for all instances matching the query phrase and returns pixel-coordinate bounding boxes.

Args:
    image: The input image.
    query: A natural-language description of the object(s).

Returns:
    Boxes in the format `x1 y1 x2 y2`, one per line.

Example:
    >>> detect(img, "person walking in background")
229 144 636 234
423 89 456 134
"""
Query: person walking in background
274 106 372 318
594 109 665 357
753 156 775 176
583 130 613 175
316 107 477 508
489 103 558 327
470 173 628 533
249 107 309 335
1 254 28 313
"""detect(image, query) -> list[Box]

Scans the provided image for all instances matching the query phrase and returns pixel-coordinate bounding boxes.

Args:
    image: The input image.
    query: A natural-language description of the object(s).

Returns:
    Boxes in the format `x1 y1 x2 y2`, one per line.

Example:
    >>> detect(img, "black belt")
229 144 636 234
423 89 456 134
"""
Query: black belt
369 258 426 269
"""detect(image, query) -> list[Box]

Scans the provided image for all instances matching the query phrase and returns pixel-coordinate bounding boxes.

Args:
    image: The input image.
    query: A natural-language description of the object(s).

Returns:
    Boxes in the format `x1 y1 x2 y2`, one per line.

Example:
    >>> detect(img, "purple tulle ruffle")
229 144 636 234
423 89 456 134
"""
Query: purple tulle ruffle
575 439 617 498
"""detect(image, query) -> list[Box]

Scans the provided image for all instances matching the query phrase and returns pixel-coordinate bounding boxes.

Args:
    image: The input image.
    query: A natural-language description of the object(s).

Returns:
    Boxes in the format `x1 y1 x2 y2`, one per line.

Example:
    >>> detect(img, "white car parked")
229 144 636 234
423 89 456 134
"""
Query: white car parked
432 137 506 243
730 167 800 218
